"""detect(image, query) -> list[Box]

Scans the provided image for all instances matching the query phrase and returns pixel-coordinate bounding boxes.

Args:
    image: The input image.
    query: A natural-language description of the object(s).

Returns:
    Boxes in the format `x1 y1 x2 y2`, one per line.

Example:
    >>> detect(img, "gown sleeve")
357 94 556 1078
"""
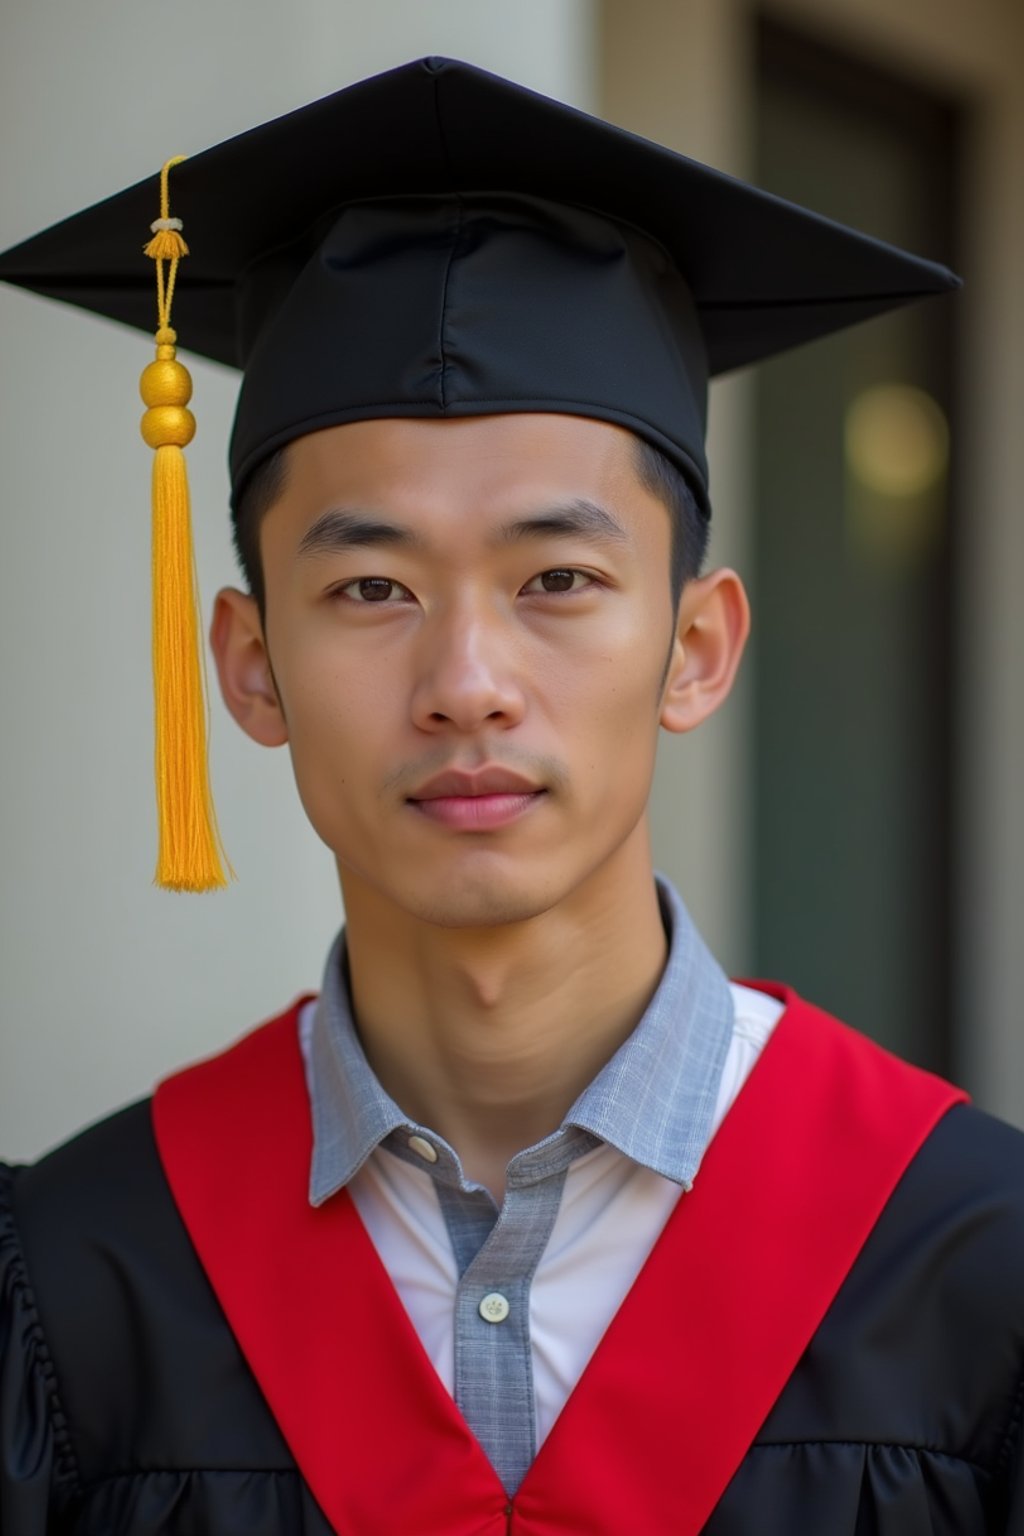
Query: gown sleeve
0 1162 78 1535
1000 1379 1024 1533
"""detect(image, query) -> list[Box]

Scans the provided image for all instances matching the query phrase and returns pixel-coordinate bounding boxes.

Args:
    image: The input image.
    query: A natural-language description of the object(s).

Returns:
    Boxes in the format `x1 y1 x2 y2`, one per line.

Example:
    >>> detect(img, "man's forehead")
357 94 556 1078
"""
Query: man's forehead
274 415 646 520
287 412 641 474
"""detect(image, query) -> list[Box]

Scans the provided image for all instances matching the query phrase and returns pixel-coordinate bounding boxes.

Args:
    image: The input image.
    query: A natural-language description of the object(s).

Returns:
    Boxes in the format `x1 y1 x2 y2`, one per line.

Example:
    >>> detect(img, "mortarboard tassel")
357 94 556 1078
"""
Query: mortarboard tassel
140 157 232 891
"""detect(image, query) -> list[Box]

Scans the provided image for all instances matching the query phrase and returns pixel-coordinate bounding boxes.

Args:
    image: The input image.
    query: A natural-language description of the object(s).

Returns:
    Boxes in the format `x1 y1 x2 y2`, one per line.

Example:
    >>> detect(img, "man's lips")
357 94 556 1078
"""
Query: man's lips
406 766 546 831
409 791 545 831
408 766 543 800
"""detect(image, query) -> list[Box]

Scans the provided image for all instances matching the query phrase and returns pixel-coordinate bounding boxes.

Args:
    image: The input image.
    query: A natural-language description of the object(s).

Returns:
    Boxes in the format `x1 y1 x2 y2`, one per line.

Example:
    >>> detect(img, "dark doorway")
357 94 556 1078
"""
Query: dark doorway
752 18 960 1072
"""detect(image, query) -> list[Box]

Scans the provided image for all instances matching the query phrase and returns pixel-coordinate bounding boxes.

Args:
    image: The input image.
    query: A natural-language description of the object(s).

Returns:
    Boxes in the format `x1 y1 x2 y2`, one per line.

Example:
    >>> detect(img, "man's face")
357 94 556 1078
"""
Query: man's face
244 413 687 928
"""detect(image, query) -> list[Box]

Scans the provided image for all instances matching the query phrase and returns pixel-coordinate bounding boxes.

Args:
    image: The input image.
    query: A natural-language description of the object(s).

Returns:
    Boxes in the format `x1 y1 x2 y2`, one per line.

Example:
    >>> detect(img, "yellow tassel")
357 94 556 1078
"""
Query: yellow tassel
140 159 233 891
143 228 190 261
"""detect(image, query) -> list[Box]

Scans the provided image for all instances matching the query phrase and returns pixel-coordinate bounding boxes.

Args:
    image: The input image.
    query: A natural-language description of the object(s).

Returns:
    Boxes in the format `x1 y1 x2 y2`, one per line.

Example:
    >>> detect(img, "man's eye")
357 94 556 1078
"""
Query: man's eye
334 577 411 603
522 569 592 595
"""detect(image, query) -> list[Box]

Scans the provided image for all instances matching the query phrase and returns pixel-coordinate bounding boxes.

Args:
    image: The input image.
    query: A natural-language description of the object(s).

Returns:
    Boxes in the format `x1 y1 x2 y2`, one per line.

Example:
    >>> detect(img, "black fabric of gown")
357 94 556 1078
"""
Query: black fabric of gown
2 1094 1024 1534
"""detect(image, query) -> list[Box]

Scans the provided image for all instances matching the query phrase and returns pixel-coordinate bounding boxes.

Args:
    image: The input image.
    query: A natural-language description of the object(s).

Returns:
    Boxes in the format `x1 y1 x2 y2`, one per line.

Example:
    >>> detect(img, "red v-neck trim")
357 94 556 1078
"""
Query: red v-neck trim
152 988 966 1536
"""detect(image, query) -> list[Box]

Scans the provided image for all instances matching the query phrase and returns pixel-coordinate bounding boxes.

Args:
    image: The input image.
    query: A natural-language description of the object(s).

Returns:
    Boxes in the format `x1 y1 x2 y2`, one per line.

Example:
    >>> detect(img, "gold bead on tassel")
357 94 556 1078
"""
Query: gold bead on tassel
141 157 233 891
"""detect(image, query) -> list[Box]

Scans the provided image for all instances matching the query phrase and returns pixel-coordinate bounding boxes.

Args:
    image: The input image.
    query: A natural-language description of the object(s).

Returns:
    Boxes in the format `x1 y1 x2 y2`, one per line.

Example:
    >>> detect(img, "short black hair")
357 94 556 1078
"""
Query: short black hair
630 436 709 607
231 446 289 627
231 432 709 627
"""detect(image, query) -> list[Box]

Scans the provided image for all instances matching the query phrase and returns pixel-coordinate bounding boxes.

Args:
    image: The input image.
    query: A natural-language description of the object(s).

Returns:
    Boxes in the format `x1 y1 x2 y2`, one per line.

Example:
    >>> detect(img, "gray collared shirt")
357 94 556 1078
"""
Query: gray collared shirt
304 874 735 1493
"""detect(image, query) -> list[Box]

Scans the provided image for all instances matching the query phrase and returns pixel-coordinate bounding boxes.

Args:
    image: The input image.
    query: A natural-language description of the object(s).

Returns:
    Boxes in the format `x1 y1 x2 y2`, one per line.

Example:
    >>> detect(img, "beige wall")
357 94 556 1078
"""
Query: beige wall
601 0 1024 1117
0 0 597 1162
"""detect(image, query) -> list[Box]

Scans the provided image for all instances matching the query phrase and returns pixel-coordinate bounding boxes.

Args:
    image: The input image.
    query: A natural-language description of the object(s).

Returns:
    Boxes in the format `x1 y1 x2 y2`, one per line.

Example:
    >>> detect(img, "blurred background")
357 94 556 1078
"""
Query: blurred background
1 0 1021 1159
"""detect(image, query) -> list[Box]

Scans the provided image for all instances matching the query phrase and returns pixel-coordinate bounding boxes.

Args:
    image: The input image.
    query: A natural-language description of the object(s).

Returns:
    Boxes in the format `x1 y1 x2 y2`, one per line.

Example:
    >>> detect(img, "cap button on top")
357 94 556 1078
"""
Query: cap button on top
479 1292 510 1324
408 1134 438 1163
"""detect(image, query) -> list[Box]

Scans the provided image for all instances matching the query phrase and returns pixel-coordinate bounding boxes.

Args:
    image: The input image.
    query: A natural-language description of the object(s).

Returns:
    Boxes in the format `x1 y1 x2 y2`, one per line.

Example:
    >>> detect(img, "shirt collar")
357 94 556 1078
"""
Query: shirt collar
307 875 734 1205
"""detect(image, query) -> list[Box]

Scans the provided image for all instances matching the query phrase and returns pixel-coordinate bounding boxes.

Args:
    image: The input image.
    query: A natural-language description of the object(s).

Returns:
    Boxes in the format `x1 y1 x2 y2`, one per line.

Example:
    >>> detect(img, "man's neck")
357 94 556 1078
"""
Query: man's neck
338 834 668 1200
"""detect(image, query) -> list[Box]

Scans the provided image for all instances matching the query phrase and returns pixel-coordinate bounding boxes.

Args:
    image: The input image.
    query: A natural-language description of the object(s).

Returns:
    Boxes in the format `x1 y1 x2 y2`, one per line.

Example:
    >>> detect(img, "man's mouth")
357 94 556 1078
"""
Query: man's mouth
406 765 547 831
408 790 545 831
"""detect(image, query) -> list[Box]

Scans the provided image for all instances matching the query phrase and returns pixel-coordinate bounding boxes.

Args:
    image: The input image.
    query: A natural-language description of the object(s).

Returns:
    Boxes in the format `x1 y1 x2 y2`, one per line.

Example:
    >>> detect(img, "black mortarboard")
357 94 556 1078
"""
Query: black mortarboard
0 55 960 892
0 53 958 517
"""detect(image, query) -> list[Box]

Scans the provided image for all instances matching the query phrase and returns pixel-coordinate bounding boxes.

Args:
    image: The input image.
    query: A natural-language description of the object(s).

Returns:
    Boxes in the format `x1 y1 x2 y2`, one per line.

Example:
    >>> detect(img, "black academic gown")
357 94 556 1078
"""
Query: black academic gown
3 1090 1024 1534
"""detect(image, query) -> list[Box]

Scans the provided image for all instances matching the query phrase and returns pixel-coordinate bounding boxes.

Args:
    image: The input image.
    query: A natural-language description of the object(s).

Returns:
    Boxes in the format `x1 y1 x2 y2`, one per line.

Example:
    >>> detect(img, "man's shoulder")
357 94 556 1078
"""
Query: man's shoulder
4 1096 170 1277
834 1097 1024 1388
2 1099 198 1434
930 1094 1024 1165
911 1097 1024 1226
820 1001 1024 1231
774 987 1024 1180
741 986 1024 1269
760 1096 1024 1472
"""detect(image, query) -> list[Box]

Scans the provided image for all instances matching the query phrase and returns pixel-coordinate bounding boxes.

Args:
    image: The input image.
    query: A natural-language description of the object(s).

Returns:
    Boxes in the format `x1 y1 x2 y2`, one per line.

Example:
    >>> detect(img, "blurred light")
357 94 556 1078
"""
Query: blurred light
843 384 949 569
844 384 949 498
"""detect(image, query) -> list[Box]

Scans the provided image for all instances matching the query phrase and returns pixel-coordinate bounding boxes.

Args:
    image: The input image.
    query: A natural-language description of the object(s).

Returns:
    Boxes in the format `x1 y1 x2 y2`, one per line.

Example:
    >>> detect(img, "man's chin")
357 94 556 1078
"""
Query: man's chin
403 881 561 931
362 856 570 932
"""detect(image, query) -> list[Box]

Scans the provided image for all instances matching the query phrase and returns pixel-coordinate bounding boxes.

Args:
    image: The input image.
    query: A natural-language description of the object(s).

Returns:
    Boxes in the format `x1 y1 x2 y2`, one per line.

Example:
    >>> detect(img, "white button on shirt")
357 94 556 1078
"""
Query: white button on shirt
407 1134 438 1163
479 1292 511 1324
298 979 782 1449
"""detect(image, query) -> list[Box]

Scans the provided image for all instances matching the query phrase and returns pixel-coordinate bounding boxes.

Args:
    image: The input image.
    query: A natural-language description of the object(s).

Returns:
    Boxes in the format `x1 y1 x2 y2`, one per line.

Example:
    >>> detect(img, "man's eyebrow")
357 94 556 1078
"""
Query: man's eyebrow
493 498 631 550
296 508 428 559
295 497 631 559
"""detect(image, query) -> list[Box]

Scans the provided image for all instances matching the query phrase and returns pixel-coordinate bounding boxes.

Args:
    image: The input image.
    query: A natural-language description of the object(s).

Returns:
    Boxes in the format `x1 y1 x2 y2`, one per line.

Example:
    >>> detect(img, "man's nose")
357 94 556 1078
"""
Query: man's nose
409 605 527 734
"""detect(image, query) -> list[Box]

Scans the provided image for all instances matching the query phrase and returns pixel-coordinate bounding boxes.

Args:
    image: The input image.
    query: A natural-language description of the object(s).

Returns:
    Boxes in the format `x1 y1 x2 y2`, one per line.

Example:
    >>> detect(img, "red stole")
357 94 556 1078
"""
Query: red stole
152 987 966 1536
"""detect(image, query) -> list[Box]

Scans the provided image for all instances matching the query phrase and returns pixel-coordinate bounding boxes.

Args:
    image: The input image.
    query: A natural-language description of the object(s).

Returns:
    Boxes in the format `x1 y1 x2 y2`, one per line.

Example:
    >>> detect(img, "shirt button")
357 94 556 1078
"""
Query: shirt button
479 1292 510 1324
407 1134 438 1163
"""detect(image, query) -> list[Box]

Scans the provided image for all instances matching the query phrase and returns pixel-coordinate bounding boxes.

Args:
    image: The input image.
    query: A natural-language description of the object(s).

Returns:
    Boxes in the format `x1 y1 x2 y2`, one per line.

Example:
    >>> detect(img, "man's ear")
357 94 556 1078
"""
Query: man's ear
209 587 289 747
659 567 751 735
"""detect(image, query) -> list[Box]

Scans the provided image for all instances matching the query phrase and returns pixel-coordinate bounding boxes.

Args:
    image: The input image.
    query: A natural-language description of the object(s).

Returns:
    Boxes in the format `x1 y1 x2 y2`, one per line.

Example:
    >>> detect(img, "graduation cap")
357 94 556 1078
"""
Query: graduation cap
0 54 960 893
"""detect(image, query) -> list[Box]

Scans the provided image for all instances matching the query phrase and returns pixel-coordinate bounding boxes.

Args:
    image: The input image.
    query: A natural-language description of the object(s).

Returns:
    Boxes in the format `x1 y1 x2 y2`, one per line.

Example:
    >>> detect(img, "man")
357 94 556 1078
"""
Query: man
1 55 1022 1536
